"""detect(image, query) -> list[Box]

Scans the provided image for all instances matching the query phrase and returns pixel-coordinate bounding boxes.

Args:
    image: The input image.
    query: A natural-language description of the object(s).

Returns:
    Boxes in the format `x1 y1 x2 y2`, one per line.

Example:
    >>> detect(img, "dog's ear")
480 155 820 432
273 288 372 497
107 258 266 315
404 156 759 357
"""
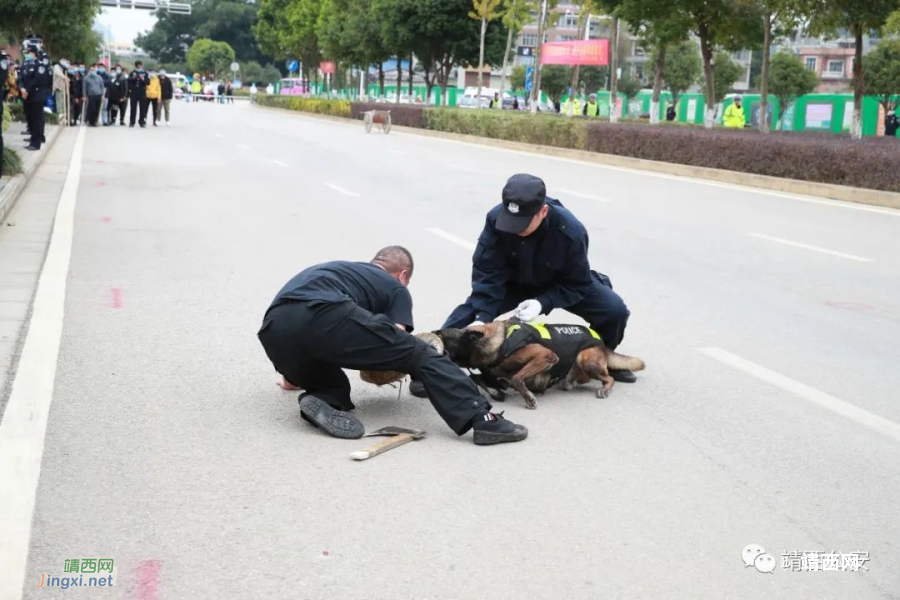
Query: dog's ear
464 330 485 341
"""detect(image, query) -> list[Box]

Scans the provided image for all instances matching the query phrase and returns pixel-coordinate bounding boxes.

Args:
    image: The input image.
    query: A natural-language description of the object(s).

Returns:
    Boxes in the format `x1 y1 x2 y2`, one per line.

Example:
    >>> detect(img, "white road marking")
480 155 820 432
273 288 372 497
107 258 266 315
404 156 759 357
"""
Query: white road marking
426 227 476 251
557 188 612 203
236 143 251 150
270 159 289 168
400 131 900 217
749 233 874 263
215 133 225 139
698 348 900 444
324 182 360 198
448 165 480 173
0 126 87 598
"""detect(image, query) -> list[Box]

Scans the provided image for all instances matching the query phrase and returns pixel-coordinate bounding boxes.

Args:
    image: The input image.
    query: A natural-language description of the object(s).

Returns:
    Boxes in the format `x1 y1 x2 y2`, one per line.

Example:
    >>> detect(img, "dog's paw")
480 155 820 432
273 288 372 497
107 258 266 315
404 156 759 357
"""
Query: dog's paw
595 388 609 399
561 379 575 391
524 394 538 409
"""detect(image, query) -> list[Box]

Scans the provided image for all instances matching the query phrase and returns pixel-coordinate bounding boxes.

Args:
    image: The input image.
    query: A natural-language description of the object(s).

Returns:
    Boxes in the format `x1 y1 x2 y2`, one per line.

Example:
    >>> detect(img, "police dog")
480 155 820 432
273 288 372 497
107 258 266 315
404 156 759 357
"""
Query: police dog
434 320 645 409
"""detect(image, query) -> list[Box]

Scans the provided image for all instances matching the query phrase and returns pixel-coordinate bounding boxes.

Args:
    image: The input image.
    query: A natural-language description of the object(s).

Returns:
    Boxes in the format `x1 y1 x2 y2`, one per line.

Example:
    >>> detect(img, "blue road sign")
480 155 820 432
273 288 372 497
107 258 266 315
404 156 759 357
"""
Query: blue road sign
525 66 534 92
287 60 299 72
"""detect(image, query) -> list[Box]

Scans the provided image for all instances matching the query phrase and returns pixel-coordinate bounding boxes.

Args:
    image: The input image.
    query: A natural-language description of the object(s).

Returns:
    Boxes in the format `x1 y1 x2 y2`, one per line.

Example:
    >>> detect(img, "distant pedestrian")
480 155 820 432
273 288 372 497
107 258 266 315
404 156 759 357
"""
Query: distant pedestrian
666 104 676 122
512 97 519 110
108 66 127 125
723 95 745 129
249 82 258 103
128 60 149 127
226 81 234 104
265 83 274 95
583 93 599 117
217 81 225 104
190 78 201 102
885 110 898 138
146 70 161 126
82 64 105 127
158 69 173 126
68 65 83 125
490 92 500 108
98 63 111 125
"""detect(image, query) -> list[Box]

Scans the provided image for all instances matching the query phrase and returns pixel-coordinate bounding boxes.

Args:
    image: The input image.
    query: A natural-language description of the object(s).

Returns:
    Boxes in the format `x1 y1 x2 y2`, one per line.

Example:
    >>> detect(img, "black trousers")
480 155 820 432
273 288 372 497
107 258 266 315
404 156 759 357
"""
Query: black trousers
148 98 158 124
258 300 490 435
86 95 103 125
0 102 4 174
24 101 45 149
129 97 149 125
444 271 630 350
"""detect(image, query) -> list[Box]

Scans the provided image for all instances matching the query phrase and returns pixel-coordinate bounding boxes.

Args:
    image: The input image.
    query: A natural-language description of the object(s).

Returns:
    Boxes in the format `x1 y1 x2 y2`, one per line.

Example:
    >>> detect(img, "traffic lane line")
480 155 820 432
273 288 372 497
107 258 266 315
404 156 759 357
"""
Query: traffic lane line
556 188 612 203
426 227 476 251
323 182 360 198
750 233 875 263
235 144 250 150
269 159 289 168
697 347 900 444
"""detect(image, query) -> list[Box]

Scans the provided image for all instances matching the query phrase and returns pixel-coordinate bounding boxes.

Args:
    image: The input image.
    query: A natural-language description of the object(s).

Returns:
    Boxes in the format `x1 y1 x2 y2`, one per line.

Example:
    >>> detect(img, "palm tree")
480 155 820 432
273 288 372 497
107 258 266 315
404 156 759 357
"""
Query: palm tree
470 0 504 107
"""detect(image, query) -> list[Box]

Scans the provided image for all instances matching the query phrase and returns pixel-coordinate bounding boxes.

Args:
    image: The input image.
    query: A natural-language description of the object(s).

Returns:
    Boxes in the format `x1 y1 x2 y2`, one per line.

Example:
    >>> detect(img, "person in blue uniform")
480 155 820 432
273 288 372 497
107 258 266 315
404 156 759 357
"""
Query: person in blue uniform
20 44 51 151
258 246 528 445
410 173 635 397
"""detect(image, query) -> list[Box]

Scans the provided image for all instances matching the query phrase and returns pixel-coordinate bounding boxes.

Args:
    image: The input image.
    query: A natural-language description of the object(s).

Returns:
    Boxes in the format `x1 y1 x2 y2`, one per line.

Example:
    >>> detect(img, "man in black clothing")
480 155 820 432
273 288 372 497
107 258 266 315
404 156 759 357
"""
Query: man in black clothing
0 50 8 177
108 65 128 125
20 45 52 151
128 60 149 127
258 246 528 445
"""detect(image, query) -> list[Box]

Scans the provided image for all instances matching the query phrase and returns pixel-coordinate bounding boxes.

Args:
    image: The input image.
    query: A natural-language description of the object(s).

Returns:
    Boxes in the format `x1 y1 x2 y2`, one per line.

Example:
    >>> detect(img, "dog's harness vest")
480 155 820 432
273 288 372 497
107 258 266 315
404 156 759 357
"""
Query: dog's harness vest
496 323 605 384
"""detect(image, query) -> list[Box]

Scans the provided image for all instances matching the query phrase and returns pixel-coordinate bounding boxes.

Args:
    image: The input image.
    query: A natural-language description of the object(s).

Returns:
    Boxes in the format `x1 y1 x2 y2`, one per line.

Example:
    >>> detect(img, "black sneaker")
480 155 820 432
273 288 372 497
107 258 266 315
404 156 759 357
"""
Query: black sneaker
610 370 637 383
472 412 528 445
298 394 364 439
409 379 427 398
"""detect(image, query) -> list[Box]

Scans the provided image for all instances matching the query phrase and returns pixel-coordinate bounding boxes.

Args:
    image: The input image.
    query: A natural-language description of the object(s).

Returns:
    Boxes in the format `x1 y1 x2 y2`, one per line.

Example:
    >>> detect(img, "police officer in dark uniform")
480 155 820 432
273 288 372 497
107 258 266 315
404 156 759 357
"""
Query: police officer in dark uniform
258 246 528 445
0 49 9 176
411 173 634 398
128 60 149 127
21 43 51 151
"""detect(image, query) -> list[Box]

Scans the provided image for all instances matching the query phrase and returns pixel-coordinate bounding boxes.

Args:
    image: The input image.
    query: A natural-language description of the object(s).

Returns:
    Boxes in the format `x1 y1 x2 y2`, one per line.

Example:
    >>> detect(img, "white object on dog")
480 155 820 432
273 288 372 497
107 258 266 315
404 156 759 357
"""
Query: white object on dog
467 321 485 328
514 299 542 322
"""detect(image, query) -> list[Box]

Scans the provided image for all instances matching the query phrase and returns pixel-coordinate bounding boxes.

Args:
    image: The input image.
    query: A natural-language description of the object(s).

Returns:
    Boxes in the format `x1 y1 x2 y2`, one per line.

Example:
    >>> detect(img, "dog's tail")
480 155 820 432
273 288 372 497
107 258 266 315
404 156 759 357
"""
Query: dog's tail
608 351 645 372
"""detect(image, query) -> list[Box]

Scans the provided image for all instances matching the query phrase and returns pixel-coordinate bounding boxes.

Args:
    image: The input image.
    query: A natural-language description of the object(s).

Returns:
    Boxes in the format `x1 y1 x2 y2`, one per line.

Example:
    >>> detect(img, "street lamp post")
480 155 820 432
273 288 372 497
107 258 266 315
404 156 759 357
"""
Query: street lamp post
529 0 548 114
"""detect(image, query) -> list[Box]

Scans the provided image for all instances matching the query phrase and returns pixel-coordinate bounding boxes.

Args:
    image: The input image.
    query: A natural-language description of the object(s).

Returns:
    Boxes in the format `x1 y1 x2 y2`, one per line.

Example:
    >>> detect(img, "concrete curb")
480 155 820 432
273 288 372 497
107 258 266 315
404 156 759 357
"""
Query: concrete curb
0 123 63 224
253 103 900 210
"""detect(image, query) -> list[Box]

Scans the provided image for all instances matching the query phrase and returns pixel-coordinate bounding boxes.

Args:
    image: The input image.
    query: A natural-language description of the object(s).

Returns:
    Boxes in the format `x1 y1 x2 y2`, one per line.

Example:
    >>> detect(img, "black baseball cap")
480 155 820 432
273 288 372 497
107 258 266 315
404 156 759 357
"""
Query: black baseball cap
496 174 547 234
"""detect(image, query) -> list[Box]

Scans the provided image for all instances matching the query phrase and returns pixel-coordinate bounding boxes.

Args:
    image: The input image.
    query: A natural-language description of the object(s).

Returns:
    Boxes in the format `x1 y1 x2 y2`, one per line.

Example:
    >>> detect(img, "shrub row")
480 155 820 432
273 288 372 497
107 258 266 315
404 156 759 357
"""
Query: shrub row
255 94 351 118
2 148 23 177
262 99 900 193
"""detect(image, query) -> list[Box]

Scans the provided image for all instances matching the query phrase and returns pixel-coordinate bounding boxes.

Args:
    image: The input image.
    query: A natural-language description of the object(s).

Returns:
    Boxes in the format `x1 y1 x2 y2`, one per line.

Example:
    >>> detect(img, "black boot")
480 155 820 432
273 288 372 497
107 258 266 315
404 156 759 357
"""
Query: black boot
472 412 528 445
298 394 364 439
610 370 637 383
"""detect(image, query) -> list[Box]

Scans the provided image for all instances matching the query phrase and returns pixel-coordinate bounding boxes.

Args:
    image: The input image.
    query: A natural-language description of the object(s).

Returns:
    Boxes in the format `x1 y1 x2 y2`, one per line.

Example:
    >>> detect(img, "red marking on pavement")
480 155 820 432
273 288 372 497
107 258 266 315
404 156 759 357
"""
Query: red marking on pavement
101 216 112 223
824 300 875 312
111 288 123 308
322 550 330 557
135 560 162 600
97 181 106 186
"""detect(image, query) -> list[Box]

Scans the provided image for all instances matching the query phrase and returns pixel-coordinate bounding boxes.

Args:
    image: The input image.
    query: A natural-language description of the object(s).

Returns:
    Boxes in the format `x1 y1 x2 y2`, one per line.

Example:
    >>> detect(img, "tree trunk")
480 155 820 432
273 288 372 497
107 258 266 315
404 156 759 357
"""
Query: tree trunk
531 0 547 113
499 25 515 104
409 53 414 96
440 59 451 106
698 24 716 129
649 43 666 125
851 27 863 140
760 13 771 133
396 56 402 102
477 17 487 108
609 17 619 123
378 63 385 97
359 66 366 98
424 62 435 104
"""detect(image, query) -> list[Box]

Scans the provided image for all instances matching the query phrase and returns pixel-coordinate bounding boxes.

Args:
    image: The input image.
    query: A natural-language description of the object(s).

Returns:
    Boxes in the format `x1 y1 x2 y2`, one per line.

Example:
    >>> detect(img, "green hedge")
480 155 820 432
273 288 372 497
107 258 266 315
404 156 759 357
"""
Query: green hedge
425 109 587 151
2 148 23 177
255 95 351 118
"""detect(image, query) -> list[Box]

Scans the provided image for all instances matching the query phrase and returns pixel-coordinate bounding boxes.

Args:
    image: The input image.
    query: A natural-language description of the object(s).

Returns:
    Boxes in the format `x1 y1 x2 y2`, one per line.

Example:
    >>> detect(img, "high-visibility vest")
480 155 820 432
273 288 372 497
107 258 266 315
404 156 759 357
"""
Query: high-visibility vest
573 98 582 114
585 102 599 117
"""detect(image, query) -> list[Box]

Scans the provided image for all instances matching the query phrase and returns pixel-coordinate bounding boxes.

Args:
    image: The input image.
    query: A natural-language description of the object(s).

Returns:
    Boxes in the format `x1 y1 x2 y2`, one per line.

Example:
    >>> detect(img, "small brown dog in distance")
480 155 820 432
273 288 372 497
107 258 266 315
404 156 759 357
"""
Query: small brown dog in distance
435 320 645 409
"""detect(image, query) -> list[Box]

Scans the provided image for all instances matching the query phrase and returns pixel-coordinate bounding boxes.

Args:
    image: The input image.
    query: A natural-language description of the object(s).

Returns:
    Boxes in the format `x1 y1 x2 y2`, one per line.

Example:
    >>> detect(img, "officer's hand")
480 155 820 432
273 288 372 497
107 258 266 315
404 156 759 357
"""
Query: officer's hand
21 90 27 100
514 299 542 322
466 321 485 328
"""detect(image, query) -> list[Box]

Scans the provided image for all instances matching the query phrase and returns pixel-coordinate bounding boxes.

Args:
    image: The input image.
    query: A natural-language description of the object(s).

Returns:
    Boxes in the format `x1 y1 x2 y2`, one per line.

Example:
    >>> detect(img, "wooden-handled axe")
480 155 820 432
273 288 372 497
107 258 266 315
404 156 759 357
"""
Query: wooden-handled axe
350 426 426 461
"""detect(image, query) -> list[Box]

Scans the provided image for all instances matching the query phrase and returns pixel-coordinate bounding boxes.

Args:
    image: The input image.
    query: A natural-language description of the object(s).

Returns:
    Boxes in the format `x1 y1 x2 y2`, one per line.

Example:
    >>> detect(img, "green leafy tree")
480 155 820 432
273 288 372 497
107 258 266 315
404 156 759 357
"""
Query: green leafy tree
676 0 764 128
580 66 608 93
617 74 642 115
762 51 817 126
617 0 691 124
540 64 571 102
712 50 743 103
510 64 526 90
754 0 805 132
498 0 534 100
0 0 101 58
187 38 236 78
136 0 272 65
256 0 323 86
530 0 561 112
470 0 503 105
662 39 701 111
861 38 900 113
807 0 900 139
240 60 264 83
887 9 900 32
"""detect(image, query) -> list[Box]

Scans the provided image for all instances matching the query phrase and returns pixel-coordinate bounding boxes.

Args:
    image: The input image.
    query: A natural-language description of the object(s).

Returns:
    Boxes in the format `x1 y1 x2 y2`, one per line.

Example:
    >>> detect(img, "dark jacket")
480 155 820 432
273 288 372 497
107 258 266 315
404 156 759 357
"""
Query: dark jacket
128 71 148 99
160 76 174 100
21 60 51 104
69 73 83 99
467 199 596 323
886 114 899 137
109 75 127 101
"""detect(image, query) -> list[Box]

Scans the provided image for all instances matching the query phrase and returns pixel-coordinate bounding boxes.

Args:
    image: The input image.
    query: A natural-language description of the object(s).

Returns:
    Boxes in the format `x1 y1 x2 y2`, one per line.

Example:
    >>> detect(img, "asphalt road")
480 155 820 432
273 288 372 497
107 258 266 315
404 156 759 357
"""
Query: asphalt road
2 100 900 599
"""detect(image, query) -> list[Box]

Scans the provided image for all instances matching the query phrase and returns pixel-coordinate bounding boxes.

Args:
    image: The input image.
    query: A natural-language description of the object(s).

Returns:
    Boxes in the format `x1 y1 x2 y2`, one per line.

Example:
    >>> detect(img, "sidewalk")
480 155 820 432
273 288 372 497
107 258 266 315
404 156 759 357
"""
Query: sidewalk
1 119 61 223
0 125 72 414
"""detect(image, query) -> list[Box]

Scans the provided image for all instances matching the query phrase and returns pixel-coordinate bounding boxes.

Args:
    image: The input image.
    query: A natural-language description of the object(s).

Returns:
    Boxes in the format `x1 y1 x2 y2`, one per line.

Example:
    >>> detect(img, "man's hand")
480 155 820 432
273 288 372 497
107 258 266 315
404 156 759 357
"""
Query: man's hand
514 299 542 322
20 90 28 100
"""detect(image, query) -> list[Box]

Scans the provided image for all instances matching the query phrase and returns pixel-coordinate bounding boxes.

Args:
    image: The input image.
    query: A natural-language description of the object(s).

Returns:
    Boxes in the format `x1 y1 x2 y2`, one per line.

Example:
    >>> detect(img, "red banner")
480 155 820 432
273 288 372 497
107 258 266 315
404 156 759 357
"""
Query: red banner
319 61 336 74
540 40 609 66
